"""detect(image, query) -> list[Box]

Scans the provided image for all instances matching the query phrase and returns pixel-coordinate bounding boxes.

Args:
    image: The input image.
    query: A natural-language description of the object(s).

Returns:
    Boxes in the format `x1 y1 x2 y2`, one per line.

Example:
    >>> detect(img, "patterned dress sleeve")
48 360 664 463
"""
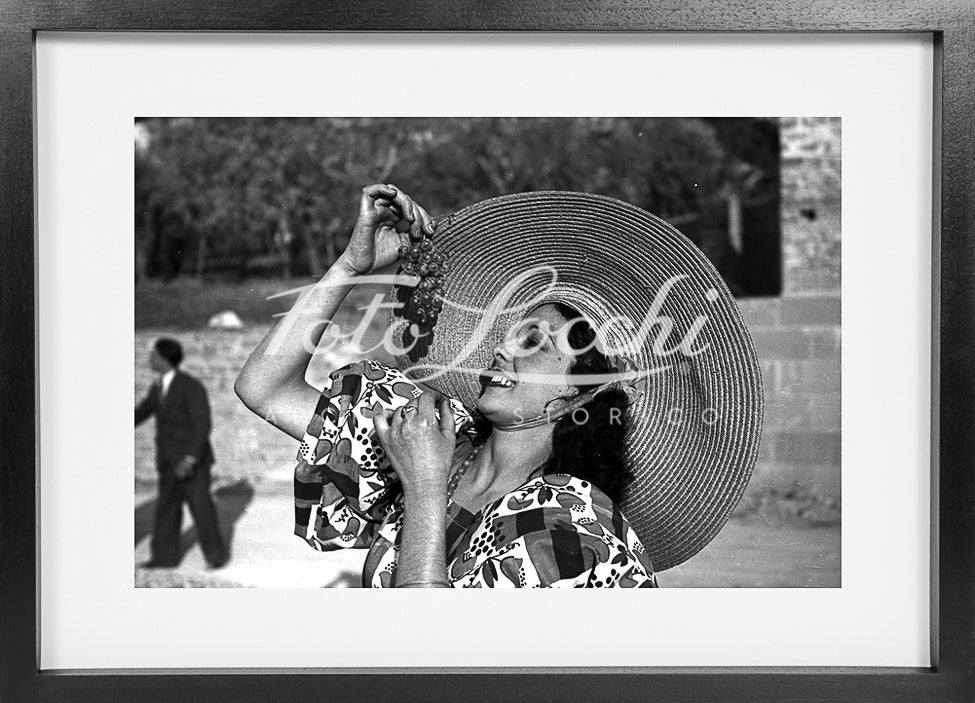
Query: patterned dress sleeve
448 474 658 588
293 358 473 551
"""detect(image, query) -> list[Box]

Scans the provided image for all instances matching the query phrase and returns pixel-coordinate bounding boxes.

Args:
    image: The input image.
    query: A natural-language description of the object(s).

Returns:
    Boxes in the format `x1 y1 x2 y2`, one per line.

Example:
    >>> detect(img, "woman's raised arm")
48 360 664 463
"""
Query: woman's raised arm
235 183 433 439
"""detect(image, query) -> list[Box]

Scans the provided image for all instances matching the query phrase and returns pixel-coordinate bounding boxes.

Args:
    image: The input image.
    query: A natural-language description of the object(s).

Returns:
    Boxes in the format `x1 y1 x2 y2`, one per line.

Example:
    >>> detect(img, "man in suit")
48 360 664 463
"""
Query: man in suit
135 337 228 569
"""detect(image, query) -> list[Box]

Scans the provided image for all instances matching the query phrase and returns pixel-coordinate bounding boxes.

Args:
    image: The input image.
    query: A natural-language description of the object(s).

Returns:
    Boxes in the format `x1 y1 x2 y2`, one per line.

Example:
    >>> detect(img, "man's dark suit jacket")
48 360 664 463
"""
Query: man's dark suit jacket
135 371 214 466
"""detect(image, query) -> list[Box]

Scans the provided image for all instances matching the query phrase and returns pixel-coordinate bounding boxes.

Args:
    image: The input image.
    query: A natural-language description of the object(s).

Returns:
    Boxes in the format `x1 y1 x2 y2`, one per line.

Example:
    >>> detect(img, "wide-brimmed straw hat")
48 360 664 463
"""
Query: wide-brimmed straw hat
385 191 763 572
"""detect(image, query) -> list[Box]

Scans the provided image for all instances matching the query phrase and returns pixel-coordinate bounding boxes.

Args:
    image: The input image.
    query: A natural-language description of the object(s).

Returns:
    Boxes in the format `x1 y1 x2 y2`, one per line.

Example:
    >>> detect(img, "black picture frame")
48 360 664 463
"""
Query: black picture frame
2 2 973 701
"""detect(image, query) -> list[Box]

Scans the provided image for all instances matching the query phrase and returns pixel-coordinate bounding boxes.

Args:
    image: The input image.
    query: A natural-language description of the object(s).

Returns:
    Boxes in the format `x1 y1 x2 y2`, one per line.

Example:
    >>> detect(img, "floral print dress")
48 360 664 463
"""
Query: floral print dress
293 359 658 588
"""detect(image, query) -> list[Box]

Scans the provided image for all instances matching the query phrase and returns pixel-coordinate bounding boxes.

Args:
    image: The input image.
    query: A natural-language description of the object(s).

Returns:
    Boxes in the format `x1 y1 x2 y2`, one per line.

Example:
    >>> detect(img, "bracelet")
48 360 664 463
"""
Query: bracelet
396 579 452 588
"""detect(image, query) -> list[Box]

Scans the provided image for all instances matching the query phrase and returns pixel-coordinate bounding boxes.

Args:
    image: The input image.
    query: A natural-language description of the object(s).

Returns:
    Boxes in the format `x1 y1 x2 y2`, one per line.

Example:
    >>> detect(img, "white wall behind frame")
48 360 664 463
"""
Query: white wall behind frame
37 32 931 669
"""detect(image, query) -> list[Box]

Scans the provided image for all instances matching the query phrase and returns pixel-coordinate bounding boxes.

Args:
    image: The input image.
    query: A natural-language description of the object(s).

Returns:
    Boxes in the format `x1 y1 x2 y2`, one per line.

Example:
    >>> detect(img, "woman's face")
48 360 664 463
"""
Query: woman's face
476 303 579 424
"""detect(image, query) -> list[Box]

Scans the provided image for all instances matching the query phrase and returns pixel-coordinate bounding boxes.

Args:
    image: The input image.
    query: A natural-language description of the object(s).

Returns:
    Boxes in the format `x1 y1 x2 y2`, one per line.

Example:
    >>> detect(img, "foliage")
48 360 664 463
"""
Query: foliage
135 117 776 288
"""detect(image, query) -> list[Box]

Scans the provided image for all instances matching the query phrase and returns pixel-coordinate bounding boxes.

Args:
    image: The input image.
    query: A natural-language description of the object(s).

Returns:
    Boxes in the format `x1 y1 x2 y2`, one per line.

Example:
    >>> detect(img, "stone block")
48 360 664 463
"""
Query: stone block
738 298 780 328
749 461 841 500
785 271 841 295
779 296 841 326
756 435 776 464
783 216 841 284
778 360 841 395
809 394 841 432
809 329 842 359
760 360 779 401
762 398 813 431
750 329 812 360
774 431 841 466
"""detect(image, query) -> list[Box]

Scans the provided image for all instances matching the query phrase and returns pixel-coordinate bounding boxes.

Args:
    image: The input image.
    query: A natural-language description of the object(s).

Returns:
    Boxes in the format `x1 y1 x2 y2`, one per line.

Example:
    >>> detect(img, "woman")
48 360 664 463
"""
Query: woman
236 184 763 587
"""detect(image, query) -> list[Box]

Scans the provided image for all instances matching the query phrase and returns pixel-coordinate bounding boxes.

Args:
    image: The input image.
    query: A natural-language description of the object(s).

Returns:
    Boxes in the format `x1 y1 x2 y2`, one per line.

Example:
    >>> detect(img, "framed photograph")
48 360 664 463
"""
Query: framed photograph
2 2 973 701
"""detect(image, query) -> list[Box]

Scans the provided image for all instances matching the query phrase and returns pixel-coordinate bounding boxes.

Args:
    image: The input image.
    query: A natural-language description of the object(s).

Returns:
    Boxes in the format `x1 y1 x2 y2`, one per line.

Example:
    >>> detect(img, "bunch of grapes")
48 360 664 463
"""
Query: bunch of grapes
398 235 448 327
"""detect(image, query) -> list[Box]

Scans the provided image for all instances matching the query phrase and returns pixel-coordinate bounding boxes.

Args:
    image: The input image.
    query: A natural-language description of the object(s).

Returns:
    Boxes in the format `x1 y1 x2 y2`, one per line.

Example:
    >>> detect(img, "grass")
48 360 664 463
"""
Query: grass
136 277 316 329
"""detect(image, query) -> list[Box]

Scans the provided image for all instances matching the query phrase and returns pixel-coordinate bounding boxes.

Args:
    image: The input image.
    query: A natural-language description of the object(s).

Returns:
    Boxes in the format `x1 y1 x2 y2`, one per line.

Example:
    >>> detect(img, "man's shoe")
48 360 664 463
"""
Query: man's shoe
140 559 179 569
206 555 230 570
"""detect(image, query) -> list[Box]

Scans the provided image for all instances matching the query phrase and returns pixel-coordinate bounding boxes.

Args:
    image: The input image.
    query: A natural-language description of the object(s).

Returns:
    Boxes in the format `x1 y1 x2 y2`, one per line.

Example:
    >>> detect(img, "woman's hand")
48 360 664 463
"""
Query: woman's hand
237 184 433 440
374 393 456 498
380 393 456 588
337 183 435 276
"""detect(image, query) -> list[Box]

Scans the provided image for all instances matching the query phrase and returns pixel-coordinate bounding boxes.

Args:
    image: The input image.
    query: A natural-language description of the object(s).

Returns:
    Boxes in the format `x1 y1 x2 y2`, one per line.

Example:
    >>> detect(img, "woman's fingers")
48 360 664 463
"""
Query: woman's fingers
372 202 398 224
393 395 440 438
438 398 455 436
386 185 414 222
413 203 434 239
363 183 399 201
385 191 413 235
390 187 413 234
360 184 398 218
416 391 435 420
407 204 424 241
374 408 392 440
387 185 433 240
363 185 433 243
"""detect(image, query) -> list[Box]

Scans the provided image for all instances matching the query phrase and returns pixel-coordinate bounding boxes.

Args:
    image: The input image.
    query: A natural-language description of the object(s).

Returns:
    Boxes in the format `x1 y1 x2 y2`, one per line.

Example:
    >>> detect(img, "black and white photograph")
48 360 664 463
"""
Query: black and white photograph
10 19 964 694
133 116 841 588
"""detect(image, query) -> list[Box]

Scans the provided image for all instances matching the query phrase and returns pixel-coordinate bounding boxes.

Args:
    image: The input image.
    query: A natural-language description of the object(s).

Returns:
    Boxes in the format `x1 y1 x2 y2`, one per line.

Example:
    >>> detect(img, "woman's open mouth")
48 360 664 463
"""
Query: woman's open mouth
479 367 516 389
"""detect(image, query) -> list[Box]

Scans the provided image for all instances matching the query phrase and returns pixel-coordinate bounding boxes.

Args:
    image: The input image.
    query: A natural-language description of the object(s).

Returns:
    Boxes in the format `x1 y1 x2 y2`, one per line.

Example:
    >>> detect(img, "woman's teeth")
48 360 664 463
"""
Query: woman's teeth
488 375 515 388
485 372 515 388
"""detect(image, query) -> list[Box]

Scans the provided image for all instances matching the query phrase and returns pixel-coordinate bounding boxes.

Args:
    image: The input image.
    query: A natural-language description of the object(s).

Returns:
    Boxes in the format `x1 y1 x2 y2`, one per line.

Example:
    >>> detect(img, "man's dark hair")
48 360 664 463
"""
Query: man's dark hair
154 337 184 368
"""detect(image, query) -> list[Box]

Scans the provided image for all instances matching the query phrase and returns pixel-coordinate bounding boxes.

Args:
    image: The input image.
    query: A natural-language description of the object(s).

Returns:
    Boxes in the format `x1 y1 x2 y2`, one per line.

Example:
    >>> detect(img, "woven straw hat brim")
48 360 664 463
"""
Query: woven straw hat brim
386 191 764 571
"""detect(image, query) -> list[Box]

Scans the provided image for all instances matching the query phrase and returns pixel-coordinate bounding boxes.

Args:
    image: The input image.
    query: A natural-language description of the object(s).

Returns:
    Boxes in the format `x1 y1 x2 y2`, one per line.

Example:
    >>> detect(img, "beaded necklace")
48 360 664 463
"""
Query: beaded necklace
445 441 482 503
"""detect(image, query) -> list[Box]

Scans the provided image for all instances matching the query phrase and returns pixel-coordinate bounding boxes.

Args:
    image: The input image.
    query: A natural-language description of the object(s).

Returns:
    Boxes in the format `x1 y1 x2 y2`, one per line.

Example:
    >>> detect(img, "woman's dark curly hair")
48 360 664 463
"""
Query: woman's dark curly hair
539 303 634 503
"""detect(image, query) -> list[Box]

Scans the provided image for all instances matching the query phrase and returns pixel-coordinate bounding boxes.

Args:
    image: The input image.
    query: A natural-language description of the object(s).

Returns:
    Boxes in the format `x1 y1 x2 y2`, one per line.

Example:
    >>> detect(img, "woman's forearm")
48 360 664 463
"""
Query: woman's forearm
396 492 451 587
235 258 357 415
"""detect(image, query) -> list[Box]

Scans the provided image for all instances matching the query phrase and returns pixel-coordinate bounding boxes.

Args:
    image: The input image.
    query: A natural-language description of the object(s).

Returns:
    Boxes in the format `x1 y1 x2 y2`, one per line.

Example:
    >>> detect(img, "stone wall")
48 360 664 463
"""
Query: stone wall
740 117 841 500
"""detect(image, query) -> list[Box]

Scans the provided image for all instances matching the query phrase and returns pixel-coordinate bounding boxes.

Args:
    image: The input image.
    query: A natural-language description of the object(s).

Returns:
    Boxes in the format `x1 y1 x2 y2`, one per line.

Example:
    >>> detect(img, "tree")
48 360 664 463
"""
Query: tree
136 117 778 292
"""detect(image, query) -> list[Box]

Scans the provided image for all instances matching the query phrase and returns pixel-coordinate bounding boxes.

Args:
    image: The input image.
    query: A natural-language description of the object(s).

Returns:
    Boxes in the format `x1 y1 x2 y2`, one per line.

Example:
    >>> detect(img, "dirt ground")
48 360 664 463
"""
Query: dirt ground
135 324 840 589
134 485 840 589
